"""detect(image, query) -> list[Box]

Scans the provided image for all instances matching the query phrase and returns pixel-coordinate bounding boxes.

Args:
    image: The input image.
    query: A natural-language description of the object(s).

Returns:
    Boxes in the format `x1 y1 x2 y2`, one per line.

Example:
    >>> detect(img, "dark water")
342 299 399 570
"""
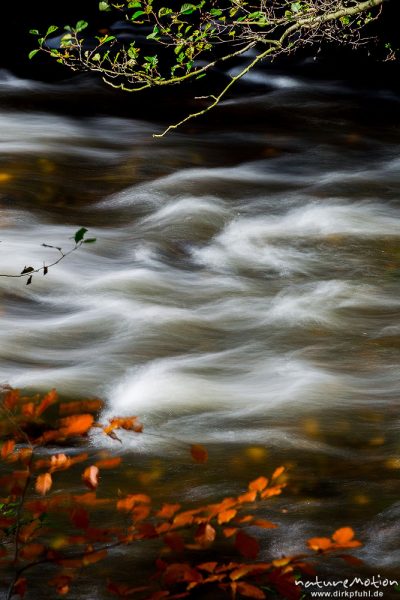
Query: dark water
0 69 399 597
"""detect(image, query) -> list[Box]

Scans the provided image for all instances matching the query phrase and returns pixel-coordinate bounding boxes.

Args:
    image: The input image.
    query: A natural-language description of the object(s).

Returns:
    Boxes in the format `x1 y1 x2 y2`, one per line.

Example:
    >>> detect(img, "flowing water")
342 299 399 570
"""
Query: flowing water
0 69 399 594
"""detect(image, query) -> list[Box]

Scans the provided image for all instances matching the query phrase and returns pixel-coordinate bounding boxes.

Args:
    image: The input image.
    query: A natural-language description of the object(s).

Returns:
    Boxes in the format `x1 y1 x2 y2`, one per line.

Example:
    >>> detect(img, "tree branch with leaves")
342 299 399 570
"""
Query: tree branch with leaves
30 0 385 135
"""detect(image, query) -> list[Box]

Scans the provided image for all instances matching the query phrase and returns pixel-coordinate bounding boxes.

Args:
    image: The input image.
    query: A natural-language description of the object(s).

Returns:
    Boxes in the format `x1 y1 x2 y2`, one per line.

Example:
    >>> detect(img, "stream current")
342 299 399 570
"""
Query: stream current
0 69 399 588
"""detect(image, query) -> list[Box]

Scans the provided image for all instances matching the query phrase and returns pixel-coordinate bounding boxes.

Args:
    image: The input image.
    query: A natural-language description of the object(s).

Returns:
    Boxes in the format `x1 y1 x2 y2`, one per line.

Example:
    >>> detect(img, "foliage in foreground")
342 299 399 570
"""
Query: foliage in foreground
30 0 384 135
0 388 363 600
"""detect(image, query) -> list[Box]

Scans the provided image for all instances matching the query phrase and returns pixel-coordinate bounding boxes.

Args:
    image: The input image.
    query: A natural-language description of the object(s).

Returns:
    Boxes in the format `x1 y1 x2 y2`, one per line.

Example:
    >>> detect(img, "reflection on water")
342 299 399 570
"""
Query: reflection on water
0 70 399 582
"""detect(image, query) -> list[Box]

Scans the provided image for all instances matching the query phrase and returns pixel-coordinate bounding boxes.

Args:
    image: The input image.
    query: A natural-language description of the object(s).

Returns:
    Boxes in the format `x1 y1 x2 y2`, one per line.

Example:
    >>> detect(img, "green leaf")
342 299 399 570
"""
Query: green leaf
83 238 97 244
291 2 302 13
75 20 88 33
131 10 146 20
210 8 222 17
26 275 33 285
196 72 206 79
158 7 173 17
29 29 40 36
46 25 58 36
180 3 196 15
21 266 34 275
128 0 142 6
28 49 40 60
74 227 88 243
92 53 101 61
99 0 111 10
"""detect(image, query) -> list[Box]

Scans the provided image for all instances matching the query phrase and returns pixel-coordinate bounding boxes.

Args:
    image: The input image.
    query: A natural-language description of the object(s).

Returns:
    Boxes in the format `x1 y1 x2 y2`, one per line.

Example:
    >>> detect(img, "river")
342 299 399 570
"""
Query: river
0 68 399 596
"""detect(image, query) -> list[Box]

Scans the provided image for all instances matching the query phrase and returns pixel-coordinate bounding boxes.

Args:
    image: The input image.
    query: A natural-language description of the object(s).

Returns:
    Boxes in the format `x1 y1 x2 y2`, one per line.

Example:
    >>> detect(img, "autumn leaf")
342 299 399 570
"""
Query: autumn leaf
50 453 71 472
271 466 285 480
1 439 15 459
307 537 332 552
95 457 122 469
237 490 257 504
48 575 73 596
19 542 45 560
197 562 218 573
13 577 27 599
59 399 102 415
332 527 362 548
235 531 259 559
35 472 52 495
223 527 238 538
248 476 268 492
164 532 185 553
190 444 208 464
218 509 237 525
104 416 143 435
156 503 181 520
35 388 57 416
70 506 90 529
194 523 216 548
82 465 99 490
162 563 202 587
83 548 108 566
237 582 265 599
3 388 20 410
252 519 278 529
59 414 94 437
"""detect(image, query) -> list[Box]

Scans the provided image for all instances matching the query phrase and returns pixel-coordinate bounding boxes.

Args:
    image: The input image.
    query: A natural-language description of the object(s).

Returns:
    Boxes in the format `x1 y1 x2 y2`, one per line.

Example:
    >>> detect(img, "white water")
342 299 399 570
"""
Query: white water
0 71 399 572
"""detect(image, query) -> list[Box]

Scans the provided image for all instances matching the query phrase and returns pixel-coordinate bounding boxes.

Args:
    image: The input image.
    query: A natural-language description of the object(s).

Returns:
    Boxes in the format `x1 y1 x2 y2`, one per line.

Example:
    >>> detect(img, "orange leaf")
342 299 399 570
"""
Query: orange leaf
22 402 35 417
218 509 237 525
19 543 45 560
237 582 266 599
332 527 361 548
248 477 268 492
156 503 181 520
82 465 99 490
35 389 57 416
190 444 208 464
307 537 332 552
1 439 15 460
104 417 143 435
49 575 73 596
223 527 238 538
83 548 107 566
50 453 71 472
18 520 41 544
237 490 257 504
230 564 271 581
35 472 52 495
59 414 94 437
271 466 285 480
194 523 216 548
3 389 20 410
132 504 151 522
197 562 218 573
59 399 102 415
252 519 278 529
260 486 284 499
116 494 151 511
94 457 122 469
163 563 202 587
235 531 259 559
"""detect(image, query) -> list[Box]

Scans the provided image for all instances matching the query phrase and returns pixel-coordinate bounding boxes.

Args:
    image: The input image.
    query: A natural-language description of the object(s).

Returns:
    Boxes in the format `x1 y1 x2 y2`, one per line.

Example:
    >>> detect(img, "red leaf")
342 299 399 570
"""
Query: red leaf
35 472 52 495
82 465 99 490
190 444 208 464
13 577 27 599
164 532 185 553
252 519 278 529
235 531 259 559
163 564 202 587
3 389 20 410
70 506 90 529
